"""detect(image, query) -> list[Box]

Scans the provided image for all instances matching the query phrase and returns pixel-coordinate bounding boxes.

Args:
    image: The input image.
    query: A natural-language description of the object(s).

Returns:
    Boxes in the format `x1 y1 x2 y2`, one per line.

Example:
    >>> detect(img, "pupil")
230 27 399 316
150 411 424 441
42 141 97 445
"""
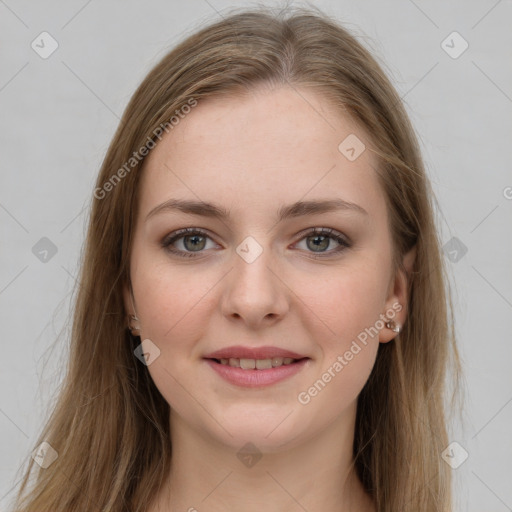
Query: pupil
309 235 328 251
185 235 205 251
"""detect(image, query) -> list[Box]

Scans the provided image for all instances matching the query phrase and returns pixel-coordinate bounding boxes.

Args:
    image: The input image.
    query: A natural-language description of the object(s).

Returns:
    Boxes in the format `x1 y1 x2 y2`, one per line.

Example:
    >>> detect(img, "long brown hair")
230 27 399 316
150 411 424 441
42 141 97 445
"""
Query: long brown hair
9 6 462 511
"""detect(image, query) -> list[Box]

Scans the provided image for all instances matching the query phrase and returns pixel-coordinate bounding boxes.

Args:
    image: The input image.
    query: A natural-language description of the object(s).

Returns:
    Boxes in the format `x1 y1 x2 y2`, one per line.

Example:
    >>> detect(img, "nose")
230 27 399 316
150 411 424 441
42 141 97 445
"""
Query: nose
220 242 289 329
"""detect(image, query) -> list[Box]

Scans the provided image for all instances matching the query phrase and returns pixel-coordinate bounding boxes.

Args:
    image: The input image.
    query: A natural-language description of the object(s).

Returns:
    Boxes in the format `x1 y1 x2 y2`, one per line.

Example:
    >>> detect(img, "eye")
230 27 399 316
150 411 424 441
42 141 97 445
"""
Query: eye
294 227 351 258
161 227 351 259
161 228 218 258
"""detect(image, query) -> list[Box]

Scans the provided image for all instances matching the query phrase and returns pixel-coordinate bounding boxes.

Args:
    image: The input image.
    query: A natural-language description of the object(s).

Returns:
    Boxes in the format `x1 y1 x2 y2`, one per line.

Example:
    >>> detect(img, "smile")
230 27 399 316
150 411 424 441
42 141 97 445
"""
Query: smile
213 356 302 369
204 357 310 388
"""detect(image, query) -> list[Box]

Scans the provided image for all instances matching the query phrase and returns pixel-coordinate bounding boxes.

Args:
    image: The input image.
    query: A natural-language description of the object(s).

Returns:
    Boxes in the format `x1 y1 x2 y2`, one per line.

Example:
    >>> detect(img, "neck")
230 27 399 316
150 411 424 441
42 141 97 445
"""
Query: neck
150 402 375 512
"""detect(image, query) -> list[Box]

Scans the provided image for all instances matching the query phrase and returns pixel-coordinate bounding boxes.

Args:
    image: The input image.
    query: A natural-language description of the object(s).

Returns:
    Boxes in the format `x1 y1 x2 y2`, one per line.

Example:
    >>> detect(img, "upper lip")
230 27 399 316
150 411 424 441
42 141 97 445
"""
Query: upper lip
204 345 308 360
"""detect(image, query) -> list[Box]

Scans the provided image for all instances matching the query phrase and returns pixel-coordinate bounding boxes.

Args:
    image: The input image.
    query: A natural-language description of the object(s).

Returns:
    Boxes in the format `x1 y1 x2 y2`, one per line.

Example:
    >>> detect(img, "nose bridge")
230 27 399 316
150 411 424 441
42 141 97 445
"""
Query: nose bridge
221 234 288 323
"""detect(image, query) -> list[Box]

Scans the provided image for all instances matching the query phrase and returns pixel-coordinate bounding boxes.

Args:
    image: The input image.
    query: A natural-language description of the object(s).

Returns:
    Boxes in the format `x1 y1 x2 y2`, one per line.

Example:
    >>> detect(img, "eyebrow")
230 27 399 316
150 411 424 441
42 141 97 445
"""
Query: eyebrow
145 198 368 222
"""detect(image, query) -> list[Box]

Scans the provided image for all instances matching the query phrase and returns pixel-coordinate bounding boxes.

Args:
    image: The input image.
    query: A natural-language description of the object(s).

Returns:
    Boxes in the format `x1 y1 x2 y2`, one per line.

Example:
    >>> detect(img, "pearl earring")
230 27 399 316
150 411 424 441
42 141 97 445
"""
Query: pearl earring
385 320 401 333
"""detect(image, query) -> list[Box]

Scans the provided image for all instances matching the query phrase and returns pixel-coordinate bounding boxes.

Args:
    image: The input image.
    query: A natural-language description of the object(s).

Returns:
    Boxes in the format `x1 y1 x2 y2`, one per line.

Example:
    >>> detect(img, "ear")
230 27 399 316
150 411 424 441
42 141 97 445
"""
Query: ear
123 281 134 316
379 245 416 343
123 281 141 336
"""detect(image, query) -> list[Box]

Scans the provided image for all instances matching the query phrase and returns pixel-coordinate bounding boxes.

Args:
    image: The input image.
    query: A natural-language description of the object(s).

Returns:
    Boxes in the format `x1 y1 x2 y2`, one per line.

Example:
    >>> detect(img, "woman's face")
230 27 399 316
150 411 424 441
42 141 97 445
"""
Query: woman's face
125 85 409 451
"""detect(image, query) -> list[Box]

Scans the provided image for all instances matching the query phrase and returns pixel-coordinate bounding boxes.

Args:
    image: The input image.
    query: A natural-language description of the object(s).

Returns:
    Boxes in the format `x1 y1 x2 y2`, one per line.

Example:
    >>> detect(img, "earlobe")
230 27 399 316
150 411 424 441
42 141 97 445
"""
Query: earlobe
127 314 141 337
379 316 402 343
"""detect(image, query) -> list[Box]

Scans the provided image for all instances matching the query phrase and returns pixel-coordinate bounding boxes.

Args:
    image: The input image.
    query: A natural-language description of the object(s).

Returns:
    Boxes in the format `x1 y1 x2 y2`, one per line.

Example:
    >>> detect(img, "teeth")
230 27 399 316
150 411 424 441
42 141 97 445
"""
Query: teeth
256 359 272 369
218 357 298 369
240 358 255 370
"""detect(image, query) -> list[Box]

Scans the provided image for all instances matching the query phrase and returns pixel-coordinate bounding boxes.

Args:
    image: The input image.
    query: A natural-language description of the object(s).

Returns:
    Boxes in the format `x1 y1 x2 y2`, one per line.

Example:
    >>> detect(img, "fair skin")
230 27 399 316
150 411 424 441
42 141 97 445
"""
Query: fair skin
125 85 414 511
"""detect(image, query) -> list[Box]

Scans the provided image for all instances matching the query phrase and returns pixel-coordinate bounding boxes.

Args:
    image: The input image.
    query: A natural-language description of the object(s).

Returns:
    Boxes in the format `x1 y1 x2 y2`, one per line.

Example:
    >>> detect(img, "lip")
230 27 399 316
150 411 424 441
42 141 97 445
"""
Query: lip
203 345 308 360
204 358 310 388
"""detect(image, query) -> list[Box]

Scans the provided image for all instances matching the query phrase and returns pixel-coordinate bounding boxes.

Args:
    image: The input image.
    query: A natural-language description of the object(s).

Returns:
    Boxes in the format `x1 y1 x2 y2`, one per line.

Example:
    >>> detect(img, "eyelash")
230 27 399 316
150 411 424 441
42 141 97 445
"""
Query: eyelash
160 227 351 259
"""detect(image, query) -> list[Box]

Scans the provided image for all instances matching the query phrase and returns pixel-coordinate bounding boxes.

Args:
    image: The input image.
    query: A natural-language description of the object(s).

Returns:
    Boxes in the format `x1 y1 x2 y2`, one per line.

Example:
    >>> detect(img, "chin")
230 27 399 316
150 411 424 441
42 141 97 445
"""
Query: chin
207 412 308 452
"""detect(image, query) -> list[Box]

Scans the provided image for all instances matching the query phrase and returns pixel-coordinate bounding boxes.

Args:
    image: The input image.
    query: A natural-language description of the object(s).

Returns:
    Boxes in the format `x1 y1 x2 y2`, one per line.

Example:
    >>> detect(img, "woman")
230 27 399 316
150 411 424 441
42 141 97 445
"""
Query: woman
10 6 462 512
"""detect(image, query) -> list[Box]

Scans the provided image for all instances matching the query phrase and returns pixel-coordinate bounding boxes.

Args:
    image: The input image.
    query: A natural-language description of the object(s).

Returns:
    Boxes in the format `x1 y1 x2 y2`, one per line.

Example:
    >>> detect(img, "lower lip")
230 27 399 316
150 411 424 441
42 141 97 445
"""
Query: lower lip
204 358 309 388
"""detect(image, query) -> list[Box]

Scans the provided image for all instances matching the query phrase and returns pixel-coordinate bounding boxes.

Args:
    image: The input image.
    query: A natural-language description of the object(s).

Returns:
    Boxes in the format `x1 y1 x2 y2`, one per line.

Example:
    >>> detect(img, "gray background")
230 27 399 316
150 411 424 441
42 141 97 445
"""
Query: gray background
1 0 511 510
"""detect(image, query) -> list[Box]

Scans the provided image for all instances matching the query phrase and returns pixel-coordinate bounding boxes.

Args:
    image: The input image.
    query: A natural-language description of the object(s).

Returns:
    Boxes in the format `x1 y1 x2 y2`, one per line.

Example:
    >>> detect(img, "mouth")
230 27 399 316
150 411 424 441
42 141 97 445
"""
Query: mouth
204 356 310 388
206 356 309 370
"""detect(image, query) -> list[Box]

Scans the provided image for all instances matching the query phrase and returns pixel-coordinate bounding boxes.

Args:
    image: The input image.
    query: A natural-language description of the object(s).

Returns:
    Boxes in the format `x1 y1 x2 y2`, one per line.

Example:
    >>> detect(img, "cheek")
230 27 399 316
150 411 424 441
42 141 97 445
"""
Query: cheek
130 258 216 411
296 260 387 398
133 260 215 346
303 259 389 346
297 275 382 417
135 275 211 346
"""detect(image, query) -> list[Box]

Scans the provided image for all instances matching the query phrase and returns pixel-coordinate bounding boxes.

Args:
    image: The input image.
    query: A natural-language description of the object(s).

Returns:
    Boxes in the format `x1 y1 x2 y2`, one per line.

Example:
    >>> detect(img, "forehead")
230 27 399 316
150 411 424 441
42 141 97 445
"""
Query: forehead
138 86 386 226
